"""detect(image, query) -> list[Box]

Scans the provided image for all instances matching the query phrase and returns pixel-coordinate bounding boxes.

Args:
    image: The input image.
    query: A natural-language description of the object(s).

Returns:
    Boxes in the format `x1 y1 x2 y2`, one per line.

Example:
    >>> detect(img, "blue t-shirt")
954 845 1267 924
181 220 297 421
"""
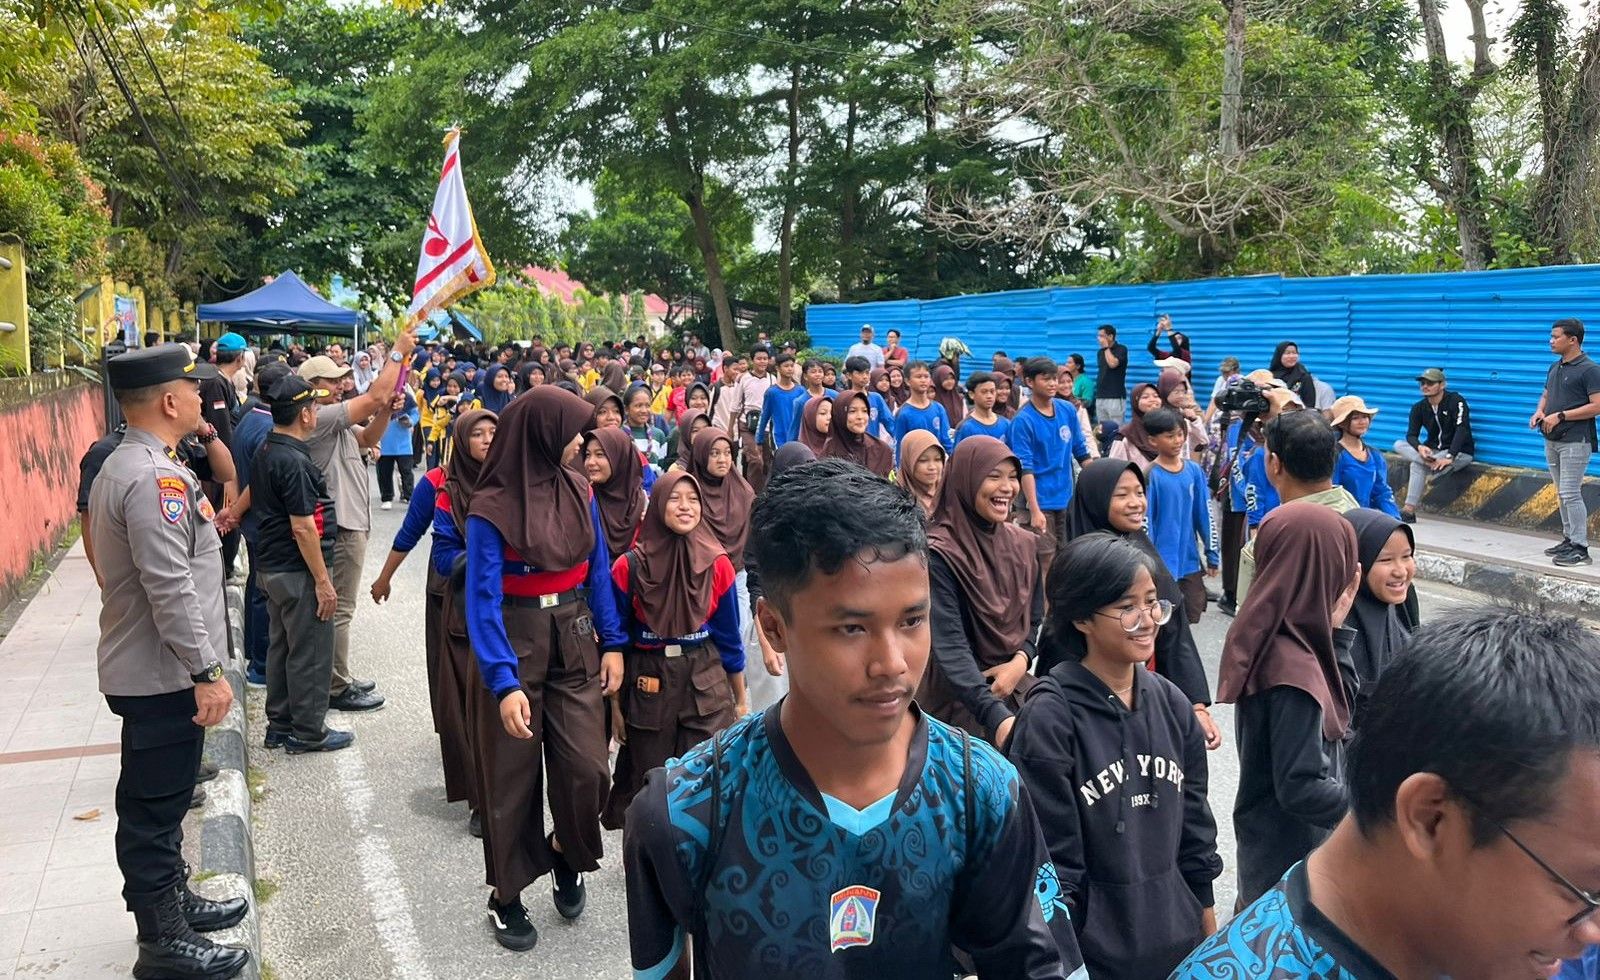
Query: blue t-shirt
1333 444 1400 518
863 390 895 442
1559 947 1599 979
623 707 1087 979
955 414 1011 446
1226 421 1279 526
1146 460 1219 578
892 400 954 453
1173 863 1396 979
757 383 809 448
1006 399 1090 511
231 406 274 538
378 403 419 458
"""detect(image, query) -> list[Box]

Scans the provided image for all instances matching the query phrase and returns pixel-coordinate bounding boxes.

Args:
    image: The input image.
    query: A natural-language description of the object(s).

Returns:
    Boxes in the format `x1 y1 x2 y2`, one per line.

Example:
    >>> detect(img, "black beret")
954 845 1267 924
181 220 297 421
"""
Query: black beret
107 344 218 390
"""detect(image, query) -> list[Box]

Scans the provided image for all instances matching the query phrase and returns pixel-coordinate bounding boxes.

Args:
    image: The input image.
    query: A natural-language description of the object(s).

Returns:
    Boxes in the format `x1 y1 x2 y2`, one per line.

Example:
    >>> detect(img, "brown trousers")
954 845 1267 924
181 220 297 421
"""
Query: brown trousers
468 598 608 897
1031 508 1068 594
434 573 480 809
602 645 736 829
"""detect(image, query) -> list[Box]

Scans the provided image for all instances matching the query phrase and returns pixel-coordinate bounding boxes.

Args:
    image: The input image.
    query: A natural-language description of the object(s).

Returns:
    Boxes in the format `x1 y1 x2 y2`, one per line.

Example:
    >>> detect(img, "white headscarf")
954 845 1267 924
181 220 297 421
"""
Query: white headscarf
352 351 377 393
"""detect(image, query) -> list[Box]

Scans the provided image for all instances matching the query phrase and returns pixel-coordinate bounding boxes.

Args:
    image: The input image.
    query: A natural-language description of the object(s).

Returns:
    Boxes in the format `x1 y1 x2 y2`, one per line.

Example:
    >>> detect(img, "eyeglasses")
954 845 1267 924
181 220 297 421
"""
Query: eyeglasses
1460 796 1600 927
1095 599 1174 633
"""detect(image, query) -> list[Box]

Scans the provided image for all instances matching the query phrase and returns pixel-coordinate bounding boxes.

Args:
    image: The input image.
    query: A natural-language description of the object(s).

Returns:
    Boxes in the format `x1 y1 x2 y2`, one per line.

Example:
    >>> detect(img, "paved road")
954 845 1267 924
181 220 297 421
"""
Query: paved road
253 494 1487 980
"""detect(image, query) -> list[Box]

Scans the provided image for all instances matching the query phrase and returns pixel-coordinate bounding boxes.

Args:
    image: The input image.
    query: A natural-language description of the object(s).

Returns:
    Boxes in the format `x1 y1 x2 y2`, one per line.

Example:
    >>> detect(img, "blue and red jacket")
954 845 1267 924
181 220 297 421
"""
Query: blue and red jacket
464 497 626 700
390 467 443 556
610 552 745 674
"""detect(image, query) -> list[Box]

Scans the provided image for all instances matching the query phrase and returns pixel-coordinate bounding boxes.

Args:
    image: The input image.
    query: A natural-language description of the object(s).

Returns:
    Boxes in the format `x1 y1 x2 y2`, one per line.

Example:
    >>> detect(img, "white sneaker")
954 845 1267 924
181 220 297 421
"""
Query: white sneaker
381 501 393 510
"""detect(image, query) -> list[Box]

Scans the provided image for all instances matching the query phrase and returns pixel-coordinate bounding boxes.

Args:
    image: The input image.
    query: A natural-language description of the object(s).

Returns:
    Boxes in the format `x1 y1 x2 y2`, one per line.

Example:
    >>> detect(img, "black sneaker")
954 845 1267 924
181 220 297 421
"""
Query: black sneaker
469 810 483 838
487 894 538 951
351 678 378 693
329 688 385 712
1217 596 1237 617
284 729 356 754
549 838 586 920
1554 546 1593 567
189 786 207 810
196 759 220 784
263 729 289 750
1545 538 1574 556
1399 510 1417 525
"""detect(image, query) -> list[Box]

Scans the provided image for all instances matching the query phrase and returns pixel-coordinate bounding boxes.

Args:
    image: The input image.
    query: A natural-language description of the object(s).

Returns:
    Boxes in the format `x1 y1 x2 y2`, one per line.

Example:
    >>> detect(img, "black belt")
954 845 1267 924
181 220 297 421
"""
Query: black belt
503 588 584 609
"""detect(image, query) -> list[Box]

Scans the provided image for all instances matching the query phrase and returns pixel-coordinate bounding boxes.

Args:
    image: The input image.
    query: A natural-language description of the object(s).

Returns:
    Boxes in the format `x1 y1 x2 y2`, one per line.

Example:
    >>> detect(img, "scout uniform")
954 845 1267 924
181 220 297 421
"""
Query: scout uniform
90 344 249 979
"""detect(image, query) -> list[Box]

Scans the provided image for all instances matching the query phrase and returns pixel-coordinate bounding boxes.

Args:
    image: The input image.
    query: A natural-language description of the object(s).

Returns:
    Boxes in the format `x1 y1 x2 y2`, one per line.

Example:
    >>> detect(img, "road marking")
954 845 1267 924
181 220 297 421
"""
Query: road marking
335 745 436 979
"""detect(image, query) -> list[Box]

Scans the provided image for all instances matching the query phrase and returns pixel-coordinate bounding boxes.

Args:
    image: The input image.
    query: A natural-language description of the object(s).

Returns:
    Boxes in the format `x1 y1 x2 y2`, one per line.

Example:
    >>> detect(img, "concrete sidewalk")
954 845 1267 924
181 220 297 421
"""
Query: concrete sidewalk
1409 513 1600 614
0 541 256 979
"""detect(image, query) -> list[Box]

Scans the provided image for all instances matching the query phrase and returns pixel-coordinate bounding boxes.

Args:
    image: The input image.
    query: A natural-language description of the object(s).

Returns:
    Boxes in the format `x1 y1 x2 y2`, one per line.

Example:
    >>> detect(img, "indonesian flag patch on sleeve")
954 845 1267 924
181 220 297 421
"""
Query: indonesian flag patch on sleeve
157 476 188 524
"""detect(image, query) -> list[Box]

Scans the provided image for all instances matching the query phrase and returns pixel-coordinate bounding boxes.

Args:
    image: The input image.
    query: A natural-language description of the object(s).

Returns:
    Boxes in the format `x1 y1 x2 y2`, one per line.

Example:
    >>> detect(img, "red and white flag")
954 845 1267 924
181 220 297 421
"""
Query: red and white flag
407 128 495 325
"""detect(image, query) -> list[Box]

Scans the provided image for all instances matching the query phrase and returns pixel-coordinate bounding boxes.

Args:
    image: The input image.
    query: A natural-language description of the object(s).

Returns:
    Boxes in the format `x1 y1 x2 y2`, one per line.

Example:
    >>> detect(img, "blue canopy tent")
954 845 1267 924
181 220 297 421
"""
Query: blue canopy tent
197 270 364 340
418 308 484 343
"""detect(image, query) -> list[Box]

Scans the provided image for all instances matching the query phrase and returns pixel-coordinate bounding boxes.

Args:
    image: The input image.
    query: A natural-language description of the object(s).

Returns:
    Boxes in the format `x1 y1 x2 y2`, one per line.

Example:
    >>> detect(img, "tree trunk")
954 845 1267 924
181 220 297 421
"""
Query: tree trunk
839 94 859 300
1418 0 1498 269
777 61 802 334
683 175 739 351
922 63 939 288
1219 0 1246 157
1532 17 1600 263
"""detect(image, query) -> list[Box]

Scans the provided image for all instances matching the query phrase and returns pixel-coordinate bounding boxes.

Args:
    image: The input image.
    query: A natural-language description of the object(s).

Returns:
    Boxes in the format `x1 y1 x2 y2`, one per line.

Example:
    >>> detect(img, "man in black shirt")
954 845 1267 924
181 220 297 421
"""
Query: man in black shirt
252 376 351 754
1093 324 1128 425
1392 367 1475 524
1174 608 1600 979
1532 318 1600 566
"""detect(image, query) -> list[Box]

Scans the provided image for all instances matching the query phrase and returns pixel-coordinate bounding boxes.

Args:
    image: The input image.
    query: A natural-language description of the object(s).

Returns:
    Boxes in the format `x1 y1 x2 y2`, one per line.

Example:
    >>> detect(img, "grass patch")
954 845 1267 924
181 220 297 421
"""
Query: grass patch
246 765 268 804
253 876 279 905
260 960 278 980
191 869 219 884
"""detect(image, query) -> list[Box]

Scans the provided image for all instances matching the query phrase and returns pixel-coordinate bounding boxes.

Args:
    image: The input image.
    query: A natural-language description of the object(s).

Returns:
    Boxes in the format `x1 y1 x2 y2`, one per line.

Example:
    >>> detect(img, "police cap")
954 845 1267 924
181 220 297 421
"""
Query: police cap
107 344 219 390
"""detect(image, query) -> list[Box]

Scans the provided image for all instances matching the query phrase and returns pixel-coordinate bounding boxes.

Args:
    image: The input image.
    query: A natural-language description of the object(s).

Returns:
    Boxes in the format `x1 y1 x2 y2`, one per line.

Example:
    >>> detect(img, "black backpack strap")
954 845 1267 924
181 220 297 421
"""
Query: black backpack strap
963 731 976 858
691 730 726 937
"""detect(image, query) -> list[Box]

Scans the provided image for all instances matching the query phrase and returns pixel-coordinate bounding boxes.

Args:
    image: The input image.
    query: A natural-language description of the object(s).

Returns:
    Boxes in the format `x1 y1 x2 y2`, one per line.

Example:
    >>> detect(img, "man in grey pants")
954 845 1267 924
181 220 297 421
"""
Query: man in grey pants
252 376 353 752
1393 368 1475 523
1532 318 1600 567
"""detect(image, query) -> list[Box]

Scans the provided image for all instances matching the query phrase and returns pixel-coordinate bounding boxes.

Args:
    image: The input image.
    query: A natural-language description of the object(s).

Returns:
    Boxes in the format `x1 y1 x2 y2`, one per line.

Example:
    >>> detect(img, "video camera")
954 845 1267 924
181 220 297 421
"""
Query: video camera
1215 378 1270 416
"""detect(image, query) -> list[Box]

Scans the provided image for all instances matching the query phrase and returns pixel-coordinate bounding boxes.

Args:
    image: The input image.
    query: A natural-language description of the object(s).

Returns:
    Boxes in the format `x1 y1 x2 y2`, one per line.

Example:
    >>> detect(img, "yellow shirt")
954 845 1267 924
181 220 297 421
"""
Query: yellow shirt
578 368 600 392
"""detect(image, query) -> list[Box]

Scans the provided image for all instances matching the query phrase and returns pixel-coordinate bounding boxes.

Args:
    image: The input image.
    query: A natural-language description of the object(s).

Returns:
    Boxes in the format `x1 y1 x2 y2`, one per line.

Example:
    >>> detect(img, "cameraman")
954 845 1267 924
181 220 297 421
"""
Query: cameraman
1215 373 1297 615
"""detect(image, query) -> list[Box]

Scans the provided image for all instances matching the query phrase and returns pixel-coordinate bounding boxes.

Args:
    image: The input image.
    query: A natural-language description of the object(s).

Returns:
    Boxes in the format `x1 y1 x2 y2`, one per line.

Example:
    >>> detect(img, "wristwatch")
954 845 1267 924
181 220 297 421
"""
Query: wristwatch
192 661 224 684
390 350 404 363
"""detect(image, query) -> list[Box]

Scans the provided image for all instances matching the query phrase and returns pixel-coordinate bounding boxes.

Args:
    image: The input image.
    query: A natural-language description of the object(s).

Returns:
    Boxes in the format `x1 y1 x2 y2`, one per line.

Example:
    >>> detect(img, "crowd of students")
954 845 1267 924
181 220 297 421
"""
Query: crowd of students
148 317 1600 980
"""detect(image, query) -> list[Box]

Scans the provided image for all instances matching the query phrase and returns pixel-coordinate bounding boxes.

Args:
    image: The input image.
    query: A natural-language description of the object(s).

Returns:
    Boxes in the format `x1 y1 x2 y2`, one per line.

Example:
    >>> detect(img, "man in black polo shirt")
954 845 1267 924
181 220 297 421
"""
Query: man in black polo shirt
253 376 352 754
1093 323 1128 424
1532 318 1600 567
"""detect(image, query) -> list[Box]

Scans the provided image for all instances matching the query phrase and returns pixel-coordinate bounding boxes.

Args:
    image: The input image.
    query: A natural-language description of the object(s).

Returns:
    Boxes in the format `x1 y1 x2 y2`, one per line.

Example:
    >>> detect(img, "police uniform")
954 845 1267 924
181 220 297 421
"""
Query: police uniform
90 345 249 979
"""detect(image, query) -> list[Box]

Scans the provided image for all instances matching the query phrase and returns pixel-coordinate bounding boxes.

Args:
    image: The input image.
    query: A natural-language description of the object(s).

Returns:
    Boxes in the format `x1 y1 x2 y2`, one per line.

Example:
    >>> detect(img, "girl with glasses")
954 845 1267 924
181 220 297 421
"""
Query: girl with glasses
1007 531 1223 979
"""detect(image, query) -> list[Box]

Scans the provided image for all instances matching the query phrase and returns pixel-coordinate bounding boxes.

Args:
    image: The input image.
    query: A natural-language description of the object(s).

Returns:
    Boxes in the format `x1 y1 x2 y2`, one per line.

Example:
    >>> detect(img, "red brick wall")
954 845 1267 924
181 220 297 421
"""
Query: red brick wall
0 378 104 603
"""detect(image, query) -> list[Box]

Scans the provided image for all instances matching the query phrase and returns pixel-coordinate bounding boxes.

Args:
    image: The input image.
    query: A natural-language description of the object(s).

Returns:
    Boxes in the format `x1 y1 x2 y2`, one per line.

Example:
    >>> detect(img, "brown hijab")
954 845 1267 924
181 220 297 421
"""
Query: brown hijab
932 364 966 427
469 387 595 570
600 361 629 393
674 409 709 469
585 426 647 560
627 471 725 638
1217 502 1359 741
443 409 497 534
584 385 622 427
897 428 945 516
926 436 1037 669
1117 382 1160 460
686 425 755 571
823 389 893 477
798 394 831 455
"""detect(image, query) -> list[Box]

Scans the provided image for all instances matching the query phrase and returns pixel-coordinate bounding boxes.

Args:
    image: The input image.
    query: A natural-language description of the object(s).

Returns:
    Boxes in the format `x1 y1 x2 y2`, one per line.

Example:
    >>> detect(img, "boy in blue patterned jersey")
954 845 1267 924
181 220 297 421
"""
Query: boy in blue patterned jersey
624 458 1085 979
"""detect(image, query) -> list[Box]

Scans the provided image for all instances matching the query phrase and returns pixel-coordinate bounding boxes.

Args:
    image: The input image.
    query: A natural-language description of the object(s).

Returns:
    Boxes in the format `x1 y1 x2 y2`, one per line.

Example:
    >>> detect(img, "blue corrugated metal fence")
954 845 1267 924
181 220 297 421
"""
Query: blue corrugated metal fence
806 266 1600 475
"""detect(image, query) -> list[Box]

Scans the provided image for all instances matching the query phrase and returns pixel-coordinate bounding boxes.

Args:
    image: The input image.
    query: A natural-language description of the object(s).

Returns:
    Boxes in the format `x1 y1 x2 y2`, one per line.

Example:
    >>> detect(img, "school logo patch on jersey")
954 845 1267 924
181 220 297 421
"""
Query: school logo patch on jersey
157 476 188 524
828 885 880 952
1058 424 1071 441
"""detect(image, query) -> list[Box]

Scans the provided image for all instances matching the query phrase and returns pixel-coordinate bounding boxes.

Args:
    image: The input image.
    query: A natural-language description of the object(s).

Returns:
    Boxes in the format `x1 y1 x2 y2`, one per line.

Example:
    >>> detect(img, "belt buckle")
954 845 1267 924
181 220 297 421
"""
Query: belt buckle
538 592 559 610
664 644 683 658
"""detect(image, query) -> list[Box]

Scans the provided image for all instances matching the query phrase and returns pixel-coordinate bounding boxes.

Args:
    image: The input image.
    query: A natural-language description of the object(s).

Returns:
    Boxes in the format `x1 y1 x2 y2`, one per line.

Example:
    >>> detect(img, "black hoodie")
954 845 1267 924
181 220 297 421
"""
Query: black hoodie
1008 661 1222 980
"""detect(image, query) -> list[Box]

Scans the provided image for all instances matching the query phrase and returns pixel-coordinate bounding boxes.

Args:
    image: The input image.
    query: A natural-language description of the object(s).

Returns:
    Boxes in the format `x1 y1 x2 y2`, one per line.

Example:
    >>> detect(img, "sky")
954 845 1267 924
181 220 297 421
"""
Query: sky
1439 0 1590 56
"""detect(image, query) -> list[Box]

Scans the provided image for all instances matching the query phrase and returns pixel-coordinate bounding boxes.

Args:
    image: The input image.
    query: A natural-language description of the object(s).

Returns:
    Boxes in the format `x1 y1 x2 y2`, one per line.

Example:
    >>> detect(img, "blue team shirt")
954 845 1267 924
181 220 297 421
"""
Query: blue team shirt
862 391 895 441
391 471 439 554
230 406 273 538
378 402 420 457
1146 460 1219 578
1173 863 1396 980
954 413 1011 446
1006 399 1090 511
623 706 1086 980
891 400 954 453
1333 445 1400 518
757 383 810 447
1226 421 1279 526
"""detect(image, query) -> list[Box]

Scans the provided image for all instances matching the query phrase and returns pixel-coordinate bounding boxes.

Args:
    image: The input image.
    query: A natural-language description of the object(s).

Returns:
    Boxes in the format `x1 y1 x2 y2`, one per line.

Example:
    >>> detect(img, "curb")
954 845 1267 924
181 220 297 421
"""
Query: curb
195 579 261 980
1413 548 1600 621
1386 453 1600 539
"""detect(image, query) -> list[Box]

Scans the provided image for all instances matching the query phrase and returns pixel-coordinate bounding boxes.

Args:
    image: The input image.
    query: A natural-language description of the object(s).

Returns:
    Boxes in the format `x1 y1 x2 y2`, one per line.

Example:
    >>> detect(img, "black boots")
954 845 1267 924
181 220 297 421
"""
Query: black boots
176 862 249 933
132 890 250 980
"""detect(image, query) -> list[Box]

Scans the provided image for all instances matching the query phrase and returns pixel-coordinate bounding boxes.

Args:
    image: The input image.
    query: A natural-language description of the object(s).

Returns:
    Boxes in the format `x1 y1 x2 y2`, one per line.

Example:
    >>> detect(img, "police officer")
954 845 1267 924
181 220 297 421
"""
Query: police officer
90 344 250 980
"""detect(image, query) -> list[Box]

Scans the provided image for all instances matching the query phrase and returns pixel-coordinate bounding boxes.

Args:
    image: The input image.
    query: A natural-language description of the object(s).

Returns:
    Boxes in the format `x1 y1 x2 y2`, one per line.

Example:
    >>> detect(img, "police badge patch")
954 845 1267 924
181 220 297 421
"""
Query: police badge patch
828 885 880 953
157 476 188 524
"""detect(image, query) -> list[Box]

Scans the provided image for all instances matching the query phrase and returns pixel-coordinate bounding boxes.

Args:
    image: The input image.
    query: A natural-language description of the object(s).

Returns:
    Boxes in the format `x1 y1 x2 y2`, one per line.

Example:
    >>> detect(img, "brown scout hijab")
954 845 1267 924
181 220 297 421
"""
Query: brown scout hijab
685 425 755 571
443 409 497 534
628 470 724 638
897 428 944 516
468 386 594 571
798 394 831 456
586 426 647 560
823 388 893 477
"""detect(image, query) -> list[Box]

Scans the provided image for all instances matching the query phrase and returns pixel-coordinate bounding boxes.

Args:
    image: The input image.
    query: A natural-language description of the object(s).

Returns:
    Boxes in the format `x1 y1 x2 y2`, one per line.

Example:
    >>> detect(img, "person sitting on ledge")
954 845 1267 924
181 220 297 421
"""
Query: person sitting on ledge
1392 368 1474 525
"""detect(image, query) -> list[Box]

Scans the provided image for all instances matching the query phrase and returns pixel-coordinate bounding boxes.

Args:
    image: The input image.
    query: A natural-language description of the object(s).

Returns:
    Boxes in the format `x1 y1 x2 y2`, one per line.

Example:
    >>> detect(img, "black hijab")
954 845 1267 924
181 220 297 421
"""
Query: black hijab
1341 508 1413 700
1048 458 1211 705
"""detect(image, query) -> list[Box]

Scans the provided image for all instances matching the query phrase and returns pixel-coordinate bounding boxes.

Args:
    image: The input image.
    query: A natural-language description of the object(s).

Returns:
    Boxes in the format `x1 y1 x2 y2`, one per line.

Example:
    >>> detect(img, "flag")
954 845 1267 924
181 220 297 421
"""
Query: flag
407 128 496 326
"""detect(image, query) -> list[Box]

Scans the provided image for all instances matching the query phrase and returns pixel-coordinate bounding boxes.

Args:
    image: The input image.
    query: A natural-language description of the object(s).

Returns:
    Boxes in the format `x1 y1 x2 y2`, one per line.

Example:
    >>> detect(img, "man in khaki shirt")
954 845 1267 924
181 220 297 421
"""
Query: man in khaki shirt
721 346 775 492
298 326 417 710
90 344 250 979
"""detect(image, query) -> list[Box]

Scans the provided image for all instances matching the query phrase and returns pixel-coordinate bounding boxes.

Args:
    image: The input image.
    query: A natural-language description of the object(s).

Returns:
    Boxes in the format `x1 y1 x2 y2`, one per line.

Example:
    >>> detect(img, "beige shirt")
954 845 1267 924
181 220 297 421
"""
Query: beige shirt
1236 485 1360 604
304 402 369 533
90 427 227 695
723 372 774 431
